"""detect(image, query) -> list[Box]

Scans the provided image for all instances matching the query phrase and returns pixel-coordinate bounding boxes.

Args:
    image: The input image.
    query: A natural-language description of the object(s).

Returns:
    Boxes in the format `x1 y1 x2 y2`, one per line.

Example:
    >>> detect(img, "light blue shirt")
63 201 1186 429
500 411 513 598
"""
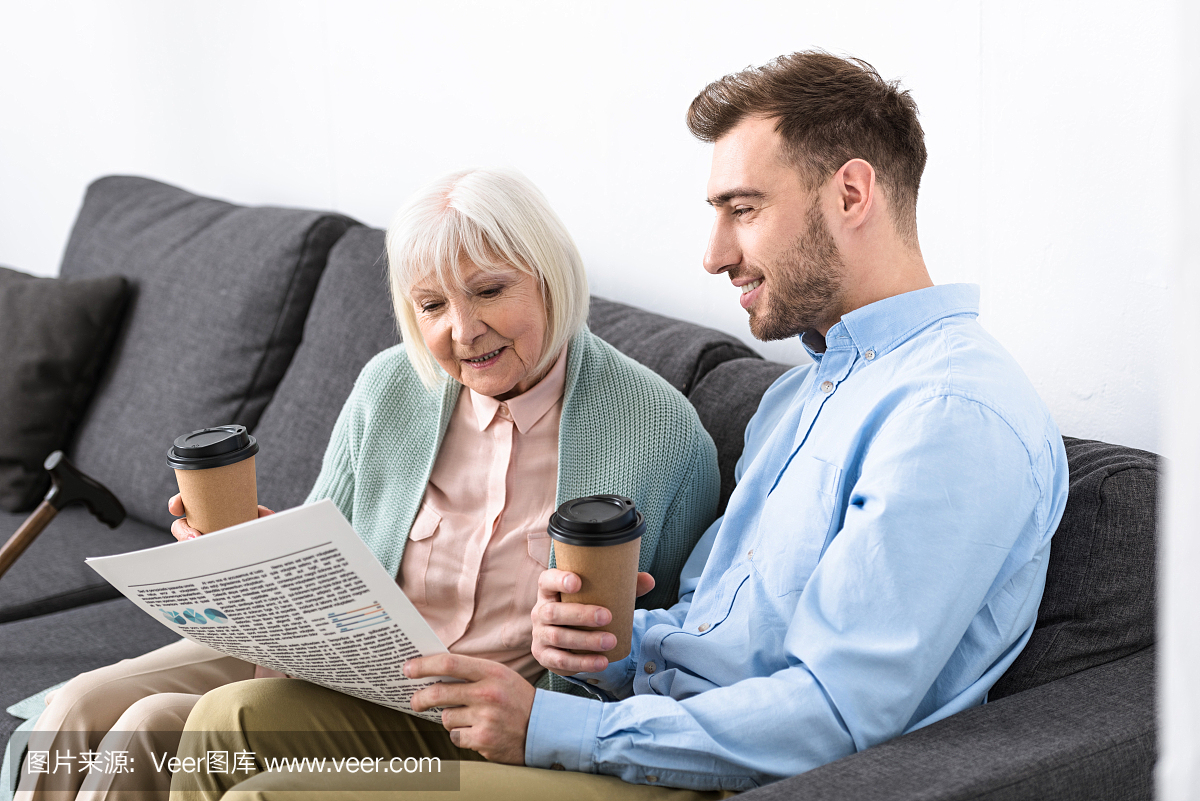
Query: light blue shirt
524 284 1069 792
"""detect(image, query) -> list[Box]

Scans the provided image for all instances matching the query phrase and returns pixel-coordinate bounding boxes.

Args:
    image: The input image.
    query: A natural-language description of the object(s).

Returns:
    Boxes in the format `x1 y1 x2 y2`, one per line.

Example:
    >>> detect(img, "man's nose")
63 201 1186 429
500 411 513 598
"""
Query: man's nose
703 216 739 275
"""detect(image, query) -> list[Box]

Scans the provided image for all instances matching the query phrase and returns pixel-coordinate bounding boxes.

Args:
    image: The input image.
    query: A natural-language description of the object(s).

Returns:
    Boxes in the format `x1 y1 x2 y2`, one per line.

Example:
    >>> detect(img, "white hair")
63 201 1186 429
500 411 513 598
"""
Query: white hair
385 168 590 389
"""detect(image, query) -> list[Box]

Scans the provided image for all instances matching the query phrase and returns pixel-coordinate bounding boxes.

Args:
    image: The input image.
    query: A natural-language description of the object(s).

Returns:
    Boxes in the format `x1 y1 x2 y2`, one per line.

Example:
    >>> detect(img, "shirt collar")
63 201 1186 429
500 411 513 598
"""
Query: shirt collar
470 344 569 434
801 283 980 361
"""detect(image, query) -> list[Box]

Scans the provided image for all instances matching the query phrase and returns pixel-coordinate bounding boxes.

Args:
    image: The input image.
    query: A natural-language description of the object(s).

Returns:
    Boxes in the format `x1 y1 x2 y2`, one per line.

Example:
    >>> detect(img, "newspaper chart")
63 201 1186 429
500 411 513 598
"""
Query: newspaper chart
85 499 450 723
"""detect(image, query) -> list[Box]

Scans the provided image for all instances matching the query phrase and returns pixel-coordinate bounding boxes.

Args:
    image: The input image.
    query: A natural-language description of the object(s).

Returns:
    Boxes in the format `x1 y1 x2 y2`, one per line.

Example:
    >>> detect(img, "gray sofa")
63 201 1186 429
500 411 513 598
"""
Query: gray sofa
0 176 1156 799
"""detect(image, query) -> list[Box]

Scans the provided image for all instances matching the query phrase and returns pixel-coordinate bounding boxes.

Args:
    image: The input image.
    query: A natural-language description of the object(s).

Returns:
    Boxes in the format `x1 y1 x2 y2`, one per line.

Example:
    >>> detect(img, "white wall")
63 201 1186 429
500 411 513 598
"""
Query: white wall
0 0 1176 455
1159 0 1199 796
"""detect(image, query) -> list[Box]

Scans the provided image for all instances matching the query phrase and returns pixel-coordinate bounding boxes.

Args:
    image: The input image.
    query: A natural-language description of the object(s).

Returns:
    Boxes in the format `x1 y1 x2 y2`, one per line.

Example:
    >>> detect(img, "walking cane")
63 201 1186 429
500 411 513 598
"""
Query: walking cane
0 451 125 580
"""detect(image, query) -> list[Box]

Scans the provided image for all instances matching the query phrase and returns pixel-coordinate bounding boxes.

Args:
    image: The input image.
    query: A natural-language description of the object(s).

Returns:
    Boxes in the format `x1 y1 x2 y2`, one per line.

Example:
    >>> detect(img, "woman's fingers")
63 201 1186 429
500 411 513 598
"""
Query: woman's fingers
168 494 201 541
170 518 201 542
169 496 272 539
635 571 655 597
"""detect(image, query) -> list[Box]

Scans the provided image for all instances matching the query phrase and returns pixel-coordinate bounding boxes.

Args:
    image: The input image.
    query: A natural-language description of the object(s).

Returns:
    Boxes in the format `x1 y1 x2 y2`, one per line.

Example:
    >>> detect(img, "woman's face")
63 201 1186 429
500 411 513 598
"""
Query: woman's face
410 260 548 400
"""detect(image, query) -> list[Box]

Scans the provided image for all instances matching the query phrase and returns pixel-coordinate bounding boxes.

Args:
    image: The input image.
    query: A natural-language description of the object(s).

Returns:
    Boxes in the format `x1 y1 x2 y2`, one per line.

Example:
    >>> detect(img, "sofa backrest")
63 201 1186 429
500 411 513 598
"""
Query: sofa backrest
587 297 760 395
60 176 355 529
253 227 400 512
990 436 1158 699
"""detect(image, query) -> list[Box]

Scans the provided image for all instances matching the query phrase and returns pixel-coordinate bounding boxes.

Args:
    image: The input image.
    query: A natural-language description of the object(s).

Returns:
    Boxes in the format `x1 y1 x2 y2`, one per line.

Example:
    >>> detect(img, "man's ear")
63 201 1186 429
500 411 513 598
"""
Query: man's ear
832 158 876 229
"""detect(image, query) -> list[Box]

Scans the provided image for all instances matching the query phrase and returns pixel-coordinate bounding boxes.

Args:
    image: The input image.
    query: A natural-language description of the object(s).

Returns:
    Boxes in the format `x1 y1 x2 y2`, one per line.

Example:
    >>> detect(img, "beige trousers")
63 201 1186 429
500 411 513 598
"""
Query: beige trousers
15 639 255 801
169 678 738 801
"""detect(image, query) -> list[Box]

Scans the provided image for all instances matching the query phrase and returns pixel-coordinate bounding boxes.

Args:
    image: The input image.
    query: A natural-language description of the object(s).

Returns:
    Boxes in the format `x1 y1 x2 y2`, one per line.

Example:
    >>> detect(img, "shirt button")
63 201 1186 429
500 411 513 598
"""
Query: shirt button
497 404 511 420
697 623 709 632
644 662 656 674
864 349 876 361
550 763 565 771
820 380 834 394
646 775 659 783
586 678 600 685
747 549 754 559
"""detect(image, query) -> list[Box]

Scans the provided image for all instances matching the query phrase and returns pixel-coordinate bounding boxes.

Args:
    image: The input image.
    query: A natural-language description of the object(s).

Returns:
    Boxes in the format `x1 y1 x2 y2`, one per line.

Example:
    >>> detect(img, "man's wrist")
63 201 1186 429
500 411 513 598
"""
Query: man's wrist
524 688 605 772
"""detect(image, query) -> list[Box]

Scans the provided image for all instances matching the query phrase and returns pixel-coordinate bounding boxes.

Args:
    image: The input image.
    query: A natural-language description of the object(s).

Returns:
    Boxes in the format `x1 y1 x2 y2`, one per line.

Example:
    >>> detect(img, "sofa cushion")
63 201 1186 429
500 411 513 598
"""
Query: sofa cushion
253 227 401 512
0 267 130 512
990 437 1158 699
0 598 181 747
58 176 355 529
740 648 1155 801
687 357 793 514
587 296 760 395
0 506 172 623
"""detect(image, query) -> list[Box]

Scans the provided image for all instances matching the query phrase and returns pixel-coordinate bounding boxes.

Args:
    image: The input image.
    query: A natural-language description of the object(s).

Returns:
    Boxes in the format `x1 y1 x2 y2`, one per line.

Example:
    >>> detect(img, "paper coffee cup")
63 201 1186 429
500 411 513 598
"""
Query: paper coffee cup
548 495 645 662
167 425 259 534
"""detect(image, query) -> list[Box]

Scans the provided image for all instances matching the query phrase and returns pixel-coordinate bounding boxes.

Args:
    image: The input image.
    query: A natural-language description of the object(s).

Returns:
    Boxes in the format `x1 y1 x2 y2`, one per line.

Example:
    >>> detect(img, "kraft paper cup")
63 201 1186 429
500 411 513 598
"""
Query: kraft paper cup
548 495 646 662
167 425 259 535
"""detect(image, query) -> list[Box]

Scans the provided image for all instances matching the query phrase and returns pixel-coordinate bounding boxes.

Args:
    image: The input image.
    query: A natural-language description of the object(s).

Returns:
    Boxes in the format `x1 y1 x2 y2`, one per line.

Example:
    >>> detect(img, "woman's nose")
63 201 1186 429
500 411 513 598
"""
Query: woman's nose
449 304 487 344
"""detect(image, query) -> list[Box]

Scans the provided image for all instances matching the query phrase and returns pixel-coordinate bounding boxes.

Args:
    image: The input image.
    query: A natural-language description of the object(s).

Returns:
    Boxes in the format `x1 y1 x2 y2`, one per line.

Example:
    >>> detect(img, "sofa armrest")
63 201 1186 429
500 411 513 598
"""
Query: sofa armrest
740 647 1154 801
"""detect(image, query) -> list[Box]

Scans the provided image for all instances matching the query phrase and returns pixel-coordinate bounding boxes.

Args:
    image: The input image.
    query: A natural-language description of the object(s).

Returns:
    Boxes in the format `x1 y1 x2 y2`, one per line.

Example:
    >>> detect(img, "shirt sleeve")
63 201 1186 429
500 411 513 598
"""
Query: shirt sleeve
527 395 1050 790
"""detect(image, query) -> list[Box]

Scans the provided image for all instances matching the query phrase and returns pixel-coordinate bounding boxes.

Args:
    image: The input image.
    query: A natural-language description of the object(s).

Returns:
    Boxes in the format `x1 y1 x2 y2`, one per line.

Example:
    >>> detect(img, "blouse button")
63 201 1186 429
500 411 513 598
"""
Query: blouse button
864 349 876 361
644 661 657 674
698 623 709 633
820 380 834 394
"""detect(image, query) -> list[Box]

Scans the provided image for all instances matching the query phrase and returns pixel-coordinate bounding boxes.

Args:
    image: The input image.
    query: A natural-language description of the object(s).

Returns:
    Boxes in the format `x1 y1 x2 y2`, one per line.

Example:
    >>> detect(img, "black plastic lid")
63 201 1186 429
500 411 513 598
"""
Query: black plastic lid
167 425 259 470
547 494 645 547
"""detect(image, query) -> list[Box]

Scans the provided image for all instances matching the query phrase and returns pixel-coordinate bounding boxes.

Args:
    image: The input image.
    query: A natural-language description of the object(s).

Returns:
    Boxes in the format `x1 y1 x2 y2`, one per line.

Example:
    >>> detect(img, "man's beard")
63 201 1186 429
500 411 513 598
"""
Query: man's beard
748 199 846 342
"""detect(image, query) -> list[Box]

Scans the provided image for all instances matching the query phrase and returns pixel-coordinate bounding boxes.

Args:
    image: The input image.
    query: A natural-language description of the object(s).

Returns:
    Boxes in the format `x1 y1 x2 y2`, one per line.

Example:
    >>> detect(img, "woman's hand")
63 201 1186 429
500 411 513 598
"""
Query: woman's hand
168 494 274 541
531 569 655 676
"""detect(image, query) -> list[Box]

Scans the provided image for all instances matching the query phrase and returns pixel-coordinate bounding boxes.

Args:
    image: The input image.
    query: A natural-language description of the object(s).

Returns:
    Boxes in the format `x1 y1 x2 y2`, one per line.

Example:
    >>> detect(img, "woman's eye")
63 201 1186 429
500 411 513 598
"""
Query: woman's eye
419 301 443 313
478 287 503 298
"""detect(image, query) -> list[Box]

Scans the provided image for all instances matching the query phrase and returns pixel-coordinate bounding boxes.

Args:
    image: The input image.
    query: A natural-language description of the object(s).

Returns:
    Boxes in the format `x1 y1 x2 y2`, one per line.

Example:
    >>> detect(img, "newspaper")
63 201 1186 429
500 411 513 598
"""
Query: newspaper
85 499 450 723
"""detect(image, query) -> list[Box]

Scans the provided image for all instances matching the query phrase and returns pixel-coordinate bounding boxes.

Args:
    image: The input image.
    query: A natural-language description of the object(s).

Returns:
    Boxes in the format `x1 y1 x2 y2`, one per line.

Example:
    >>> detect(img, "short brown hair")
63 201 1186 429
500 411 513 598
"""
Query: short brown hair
687 51 927 244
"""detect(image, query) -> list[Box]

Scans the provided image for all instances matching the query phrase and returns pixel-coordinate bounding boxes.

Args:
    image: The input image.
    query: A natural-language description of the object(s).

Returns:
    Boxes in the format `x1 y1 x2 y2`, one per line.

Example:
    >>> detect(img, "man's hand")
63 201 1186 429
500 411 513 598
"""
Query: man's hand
168 493 273 541
407 654 534 765
531 569 654 676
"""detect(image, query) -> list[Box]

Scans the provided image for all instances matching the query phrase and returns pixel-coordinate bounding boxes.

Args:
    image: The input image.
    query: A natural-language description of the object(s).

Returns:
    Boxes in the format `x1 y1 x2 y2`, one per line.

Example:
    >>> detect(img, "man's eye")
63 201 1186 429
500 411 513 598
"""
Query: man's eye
732 207 752 217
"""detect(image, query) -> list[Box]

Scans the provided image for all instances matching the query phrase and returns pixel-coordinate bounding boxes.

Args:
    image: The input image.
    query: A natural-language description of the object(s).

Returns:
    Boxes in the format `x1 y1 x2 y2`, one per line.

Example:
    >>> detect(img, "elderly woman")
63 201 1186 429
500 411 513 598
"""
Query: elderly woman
14 168 718 801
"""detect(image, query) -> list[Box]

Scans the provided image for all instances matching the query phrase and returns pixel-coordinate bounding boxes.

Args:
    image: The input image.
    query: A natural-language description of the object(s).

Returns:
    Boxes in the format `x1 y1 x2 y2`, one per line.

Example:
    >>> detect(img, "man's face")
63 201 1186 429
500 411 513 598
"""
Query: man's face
703 116 846 341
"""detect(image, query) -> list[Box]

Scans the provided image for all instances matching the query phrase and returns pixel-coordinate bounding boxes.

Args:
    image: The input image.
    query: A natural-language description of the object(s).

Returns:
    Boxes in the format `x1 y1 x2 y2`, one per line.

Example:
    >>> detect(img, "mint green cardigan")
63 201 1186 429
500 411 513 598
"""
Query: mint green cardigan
307 328 719 614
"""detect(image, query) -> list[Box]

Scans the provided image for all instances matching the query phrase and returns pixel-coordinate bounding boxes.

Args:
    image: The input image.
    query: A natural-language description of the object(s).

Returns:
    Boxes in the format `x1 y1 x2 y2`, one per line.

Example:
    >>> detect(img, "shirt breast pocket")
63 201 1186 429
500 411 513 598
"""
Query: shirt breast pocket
399 507 441 607
753 455 841 597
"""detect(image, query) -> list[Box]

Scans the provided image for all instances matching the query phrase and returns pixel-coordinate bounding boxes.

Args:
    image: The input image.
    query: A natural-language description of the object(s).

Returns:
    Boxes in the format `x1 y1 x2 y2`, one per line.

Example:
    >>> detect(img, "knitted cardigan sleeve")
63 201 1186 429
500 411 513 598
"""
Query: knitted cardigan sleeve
304 366 363 524
639 422 719 609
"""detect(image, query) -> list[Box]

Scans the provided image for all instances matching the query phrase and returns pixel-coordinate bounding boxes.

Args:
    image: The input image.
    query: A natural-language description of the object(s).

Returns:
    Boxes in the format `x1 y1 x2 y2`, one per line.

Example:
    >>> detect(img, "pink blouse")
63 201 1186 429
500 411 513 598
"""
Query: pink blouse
398 346 568 683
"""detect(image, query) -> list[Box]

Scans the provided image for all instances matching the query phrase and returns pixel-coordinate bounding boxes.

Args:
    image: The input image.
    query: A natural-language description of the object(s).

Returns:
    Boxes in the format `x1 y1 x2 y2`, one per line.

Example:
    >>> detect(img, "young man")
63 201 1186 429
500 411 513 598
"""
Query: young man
171 52 1068 800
